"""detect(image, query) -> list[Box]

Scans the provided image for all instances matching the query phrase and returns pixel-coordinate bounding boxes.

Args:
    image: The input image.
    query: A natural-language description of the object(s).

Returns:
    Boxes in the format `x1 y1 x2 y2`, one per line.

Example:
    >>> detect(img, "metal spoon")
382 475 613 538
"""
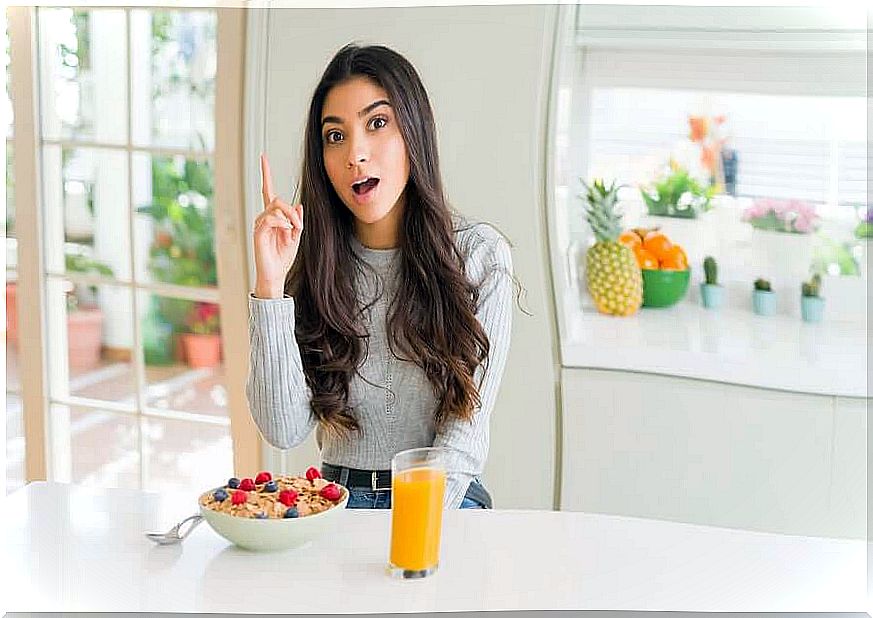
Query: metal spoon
145 514 204 545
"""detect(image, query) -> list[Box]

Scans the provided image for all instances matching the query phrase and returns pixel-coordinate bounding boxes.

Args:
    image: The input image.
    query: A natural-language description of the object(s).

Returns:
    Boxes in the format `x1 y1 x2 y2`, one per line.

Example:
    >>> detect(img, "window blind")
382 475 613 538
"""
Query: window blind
575 6 866 209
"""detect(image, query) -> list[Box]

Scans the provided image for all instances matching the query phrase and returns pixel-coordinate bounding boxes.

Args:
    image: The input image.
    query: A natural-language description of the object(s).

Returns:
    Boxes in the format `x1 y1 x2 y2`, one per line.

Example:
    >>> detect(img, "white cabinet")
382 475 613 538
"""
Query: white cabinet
560 368 866 539
828 396 867 538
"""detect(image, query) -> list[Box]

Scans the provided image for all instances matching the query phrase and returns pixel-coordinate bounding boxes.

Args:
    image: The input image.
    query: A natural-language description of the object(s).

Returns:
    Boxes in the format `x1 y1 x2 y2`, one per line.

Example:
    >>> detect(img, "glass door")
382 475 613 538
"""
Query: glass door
7 7 253 495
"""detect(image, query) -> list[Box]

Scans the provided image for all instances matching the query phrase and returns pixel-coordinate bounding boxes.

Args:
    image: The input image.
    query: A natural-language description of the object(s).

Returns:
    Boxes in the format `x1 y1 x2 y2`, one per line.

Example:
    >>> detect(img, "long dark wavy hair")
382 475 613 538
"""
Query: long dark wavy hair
285 43 493 441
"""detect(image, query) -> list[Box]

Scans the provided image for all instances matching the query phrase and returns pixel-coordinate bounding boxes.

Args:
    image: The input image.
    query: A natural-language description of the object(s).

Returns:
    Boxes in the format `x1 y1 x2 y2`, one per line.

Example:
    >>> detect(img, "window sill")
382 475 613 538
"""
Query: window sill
562 300 867 398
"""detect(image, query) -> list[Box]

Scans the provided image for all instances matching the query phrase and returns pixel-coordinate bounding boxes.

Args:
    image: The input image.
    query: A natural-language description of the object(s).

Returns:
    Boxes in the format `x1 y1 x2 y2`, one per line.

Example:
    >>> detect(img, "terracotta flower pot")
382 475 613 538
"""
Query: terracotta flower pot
181 333 222 368
67 308 104 371
6 282 18 345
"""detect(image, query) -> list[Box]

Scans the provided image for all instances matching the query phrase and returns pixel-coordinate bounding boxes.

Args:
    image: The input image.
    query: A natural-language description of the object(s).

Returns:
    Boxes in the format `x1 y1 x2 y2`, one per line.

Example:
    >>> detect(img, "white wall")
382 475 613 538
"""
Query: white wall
246 5 560 509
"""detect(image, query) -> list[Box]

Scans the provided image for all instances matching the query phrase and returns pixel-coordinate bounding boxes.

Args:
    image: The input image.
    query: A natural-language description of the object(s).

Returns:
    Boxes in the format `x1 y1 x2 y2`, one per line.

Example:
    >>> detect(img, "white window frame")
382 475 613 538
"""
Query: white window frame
8 6 258 488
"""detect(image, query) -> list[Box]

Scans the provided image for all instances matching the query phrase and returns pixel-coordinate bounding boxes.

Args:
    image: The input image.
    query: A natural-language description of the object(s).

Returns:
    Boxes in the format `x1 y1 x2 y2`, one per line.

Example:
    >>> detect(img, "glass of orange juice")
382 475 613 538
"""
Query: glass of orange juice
388 447 448 579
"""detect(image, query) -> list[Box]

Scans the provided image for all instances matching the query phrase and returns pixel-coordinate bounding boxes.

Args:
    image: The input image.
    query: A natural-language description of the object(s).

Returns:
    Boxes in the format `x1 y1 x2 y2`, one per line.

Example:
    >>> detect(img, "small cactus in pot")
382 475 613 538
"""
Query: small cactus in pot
699 256 724 309
800 273 825 323
752 278 776 316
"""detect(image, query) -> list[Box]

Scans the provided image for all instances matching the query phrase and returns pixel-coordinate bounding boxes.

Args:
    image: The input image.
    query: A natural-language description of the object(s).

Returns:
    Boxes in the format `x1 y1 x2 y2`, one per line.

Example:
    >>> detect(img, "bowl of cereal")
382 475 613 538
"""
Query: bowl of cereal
198 468 348 551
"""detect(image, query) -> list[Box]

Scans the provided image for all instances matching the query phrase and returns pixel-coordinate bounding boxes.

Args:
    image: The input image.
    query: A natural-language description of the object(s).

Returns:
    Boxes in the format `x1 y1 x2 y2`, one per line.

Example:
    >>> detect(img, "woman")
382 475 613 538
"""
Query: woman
247 43 514 509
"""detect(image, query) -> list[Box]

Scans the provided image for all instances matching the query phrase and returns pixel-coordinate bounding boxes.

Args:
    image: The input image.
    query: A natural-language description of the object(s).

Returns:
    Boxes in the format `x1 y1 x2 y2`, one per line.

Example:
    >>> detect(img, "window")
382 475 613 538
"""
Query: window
7 7 248 495
552 4 866 326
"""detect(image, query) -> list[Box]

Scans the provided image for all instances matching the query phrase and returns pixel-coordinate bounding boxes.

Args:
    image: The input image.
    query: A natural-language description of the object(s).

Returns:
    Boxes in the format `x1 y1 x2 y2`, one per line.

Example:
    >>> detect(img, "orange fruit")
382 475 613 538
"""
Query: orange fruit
659 245 688 271
618 230 642 250
633 246 659 270
643 231 674 260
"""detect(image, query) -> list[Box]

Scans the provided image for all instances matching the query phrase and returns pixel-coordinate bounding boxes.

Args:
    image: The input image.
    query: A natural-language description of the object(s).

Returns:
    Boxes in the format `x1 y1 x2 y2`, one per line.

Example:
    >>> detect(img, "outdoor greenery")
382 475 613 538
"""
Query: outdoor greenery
811 235 861 277
137 156 218 355
64 249 114 311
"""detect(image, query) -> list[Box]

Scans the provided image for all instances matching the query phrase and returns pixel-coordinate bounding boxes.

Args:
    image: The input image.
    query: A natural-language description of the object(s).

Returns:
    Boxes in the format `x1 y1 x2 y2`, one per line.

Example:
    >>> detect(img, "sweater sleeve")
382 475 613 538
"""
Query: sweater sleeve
433 229 514 508
246 293 318 449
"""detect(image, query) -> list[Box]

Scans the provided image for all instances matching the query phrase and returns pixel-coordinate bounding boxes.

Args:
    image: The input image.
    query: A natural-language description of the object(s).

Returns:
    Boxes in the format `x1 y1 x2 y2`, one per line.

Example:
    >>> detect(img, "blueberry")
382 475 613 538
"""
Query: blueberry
255 512 268 519
283 507 299 518
262 480 278 493
227 477 240 489
213 489 229 502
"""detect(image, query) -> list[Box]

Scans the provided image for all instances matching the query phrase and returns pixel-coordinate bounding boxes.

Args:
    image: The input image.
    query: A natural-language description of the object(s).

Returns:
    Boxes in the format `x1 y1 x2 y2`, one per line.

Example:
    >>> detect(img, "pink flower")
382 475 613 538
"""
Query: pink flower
794 217 813 233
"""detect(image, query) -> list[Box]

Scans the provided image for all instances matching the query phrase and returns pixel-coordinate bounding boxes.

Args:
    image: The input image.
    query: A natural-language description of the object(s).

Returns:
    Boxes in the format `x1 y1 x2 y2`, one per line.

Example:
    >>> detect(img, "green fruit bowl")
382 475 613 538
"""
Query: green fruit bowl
641 268 691 308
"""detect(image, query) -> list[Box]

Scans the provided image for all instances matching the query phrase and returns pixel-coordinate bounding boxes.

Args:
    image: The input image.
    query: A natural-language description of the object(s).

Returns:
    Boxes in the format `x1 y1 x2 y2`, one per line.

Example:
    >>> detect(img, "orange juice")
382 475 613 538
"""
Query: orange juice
389 466 446 571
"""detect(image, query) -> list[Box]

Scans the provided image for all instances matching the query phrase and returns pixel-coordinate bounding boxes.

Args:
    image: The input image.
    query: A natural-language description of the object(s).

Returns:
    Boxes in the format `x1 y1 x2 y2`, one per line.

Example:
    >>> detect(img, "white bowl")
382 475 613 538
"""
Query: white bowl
199 485 349 552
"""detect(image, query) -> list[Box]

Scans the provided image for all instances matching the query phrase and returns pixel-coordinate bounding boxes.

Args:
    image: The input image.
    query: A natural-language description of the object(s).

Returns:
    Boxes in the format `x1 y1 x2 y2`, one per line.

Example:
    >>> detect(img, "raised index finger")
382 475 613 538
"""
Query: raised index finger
260 153 276 209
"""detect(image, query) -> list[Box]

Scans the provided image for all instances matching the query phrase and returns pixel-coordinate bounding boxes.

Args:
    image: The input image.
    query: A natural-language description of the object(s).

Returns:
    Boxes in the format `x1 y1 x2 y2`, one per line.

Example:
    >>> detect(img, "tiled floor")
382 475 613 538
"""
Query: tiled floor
6 342 234 495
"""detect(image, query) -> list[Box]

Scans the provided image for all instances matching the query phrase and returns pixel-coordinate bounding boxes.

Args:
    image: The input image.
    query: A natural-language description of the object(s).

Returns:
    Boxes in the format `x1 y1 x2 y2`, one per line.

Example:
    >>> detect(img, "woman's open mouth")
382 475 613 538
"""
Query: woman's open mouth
351 177 380 203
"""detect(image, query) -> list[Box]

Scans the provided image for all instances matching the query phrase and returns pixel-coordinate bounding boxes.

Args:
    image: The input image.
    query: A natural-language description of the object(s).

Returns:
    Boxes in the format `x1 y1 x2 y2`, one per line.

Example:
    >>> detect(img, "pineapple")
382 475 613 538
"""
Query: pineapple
580 179 643 316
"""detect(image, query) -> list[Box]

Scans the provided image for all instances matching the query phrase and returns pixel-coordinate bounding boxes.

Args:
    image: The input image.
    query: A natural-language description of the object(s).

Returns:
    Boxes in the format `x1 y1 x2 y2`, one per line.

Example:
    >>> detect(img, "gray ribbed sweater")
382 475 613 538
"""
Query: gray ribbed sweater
246 221 513 509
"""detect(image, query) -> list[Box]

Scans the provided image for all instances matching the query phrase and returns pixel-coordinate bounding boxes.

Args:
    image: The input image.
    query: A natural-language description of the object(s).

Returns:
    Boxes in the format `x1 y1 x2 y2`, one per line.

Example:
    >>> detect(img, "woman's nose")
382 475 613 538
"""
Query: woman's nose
346 135 369 168
347 150 368 168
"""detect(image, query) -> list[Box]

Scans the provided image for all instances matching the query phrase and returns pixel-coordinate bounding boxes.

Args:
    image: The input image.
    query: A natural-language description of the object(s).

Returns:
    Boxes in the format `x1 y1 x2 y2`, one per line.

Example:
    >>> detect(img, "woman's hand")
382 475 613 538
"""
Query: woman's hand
253 153 304 299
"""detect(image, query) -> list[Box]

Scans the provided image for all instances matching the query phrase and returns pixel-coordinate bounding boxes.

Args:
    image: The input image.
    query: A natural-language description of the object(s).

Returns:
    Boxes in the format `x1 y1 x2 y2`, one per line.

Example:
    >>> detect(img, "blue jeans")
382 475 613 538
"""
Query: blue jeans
345 480 488 509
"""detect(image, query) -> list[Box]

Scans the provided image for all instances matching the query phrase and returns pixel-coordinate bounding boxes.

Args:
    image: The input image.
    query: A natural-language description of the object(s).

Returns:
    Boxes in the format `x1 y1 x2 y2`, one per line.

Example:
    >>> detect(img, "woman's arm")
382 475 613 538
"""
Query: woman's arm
433 228 514 508
246 294 318 449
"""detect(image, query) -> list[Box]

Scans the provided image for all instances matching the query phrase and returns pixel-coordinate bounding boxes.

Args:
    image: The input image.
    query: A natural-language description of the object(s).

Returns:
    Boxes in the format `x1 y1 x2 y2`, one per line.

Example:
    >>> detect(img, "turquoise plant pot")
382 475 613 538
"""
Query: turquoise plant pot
699 283 724 309
752 290 777 316
801 296 825 323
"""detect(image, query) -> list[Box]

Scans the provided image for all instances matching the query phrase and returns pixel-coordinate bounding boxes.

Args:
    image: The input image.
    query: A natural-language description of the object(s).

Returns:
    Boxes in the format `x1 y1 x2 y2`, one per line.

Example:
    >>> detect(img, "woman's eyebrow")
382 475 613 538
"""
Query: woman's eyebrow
321 100 391 126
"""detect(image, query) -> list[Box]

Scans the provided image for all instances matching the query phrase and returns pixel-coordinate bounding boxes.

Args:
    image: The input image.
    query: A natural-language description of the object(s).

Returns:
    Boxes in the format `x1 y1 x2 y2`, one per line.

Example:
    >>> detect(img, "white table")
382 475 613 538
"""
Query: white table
4 482 868 613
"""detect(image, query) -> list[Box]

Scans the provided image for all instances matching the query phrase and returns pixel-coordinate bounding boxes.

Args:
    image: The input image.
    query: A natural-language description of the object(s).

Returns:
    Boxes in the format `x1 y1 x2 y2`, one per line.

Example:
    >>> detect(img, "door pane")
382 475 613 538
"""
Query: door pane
46 279 137 407
133 152 216 288
130 10 215 152
5 8 12 237
6 393 24 494
142 415 231 494
41 144 131 281
5 142 13 239
140 291 226 419
38 9 127 145
50 403 141 488
4 11 11 141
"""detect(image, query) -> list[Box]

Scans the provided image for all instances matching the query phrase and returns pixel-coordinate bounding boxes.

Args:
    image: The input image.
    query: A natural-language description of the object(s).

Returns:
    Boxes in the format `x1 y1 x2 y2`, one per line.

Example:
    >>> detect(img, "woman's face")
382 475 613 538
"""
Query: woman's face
321 76 410 230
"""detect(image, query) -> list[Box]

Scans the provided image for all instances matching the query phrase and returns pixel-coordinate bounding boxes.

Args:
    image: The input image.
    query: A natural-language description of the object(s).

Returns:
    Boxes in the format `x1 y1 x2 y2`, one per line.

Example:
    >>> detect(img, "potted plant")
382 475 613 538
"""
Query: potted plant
181 301 221 368
137 157 216 363
742 198 820 235
700 256 724 309
65 251 114 371
640 162 716 219
853 206 873 240
752 278 776 316
800 273 825 323
6 278 18 346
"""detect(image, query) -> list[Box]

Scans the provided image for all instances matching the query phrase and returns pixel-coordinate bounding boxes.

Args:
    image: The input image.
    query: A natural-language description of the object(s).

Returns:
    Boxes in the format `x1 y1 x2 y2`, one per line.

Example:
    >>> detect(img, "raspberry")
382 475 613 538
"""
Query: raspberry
319 483 341 501
227 477 240 489
239 478 256 491
278 489 298 507
255 471 272 484
305 466 321 482
231 490 248 505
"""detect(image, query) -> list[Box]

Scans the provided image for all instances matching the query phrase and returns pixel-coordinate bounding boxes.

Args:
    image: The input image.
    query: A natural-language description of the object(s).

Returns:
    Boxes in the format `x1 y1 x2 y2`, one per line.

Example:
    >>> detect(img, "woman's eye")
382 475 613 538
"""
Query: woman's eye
325 130 342 144
369 116 388 130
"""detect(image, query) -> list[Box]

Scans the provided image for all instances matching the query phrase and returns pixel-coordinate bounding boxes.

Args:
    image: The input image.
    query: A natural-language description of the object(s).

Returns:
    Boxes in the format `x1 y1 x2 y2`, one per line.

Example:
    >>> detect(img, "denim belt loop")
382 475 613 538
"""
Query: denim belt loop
339 467 350 487
373 471 391 493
